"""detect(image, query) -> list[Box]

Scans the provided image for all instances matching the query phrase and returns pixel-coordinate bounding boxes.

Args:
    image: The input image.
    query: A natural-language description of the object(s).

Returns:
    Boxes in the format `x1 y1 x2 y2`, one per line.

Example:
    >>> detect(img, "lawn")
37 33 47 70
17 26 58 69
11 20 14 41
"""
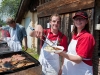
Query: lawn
23 47 39 60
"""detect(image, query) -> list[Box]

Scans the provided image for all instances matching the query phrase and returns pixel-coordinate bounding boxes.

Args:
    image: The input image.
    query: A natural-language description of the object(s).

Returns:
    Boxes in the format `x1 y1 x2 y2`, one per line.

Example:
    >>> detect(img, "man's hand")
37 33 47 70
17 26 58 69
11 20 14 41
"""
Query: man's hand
35 25 43 39
58 68 62 75
24 46 28 51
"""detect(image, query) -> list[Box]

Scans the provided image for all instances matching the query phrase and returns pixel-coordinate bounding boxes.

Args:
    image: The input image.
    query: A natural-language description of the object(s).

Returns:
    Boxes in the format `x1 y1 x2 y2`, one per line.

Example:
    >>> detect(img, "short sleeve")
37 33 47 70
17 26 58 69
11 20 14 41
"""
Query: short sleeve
22 27 27 37
76 35 95 58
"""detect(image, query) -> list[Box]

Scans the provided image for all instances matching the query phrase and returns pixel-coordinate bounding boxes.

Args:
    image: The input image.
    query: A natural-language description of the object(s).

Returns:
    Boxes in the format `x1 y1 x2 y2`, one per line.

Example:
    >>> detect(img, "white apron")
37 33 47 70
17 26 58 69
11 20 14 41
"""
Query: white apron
62 39 93 75
6 28 22 52
39 33 60 75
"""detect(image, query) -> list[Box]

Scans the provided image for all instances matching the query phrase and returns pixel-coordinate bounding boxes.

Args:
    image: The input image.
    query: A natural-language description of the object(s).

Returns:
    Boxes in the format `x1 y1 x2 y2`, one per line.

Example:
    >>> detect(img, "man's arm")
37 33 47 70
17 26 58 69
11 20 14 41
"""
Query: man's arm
21 26 28 51
24 36 28 51
29 25 43 39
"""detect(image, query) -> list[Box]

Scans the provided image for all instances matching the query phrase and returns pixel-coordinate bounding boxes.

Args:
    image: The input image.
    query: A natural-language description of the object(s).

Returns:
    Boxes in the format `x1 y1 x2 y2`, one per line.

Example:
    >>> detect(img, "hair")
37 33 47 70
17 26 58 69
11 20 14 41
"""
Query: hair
72 18 90 35
6 17 15 24
50 13 61 21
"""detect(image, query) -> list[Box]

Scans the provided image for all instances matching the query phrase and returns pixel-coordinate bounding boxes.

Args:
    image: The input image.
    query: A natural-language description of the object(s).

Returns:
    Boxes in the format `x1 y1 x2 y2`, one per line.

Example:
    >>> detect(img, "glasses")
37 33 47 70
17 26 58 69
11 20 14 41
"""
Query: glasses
74 18 86 21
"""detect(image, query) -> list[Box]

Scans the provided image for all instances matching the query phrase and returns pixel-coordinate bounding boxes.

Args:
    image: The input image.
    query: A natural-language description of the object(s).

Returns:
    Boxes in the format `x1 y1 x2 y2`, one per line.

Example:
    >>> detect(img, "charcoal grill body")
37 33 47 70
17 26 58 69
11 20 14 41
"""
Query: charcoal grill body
0 51 42 75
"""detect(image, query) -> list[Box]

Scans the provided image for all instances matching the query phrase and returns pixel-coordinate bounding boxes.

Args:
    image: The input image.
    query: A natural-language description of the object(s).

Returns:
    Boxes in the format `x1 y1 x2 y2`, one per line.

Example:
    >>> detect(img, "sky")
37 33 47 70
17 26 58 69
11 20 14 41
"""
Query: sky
0 0 1 2
0 0 2 5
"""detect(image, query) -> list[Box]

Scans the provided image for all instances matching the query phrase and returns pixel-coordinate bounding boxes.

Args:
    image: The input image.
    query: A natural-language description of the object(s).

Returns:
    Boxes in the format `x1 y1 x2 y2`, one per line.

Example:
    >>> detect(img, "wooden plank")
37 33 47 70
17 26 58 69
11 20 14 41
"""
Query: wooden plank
37 0 95 17
37 0 79 12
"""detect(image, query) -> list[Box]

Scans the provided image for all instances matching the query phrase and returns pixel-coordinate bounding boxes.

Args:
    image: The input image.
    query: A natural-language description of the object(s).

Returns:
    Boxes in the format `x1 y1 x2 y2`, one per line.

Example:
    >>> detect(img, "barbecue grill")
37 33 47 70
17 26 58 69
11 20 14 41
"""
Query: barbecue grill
0 51 42 75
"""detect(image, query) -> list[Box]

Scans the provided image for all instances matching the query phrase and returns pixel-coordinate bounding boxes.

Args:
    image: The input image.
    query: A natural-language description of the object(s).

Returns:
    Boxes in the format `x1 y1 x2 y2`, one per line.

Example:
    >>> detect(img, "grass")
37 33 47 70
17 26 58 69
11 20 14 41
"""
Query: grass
22 47 39 60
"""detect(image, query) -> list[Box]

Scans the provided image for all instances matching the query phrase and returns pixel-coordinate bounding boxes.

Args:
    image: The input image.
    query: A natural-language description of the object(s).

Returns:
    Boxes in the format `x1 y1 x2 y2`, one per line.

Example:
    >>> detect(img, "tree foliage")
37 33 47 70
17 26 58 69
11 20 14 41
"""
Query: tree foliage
0 0 21 22
0 19 6 25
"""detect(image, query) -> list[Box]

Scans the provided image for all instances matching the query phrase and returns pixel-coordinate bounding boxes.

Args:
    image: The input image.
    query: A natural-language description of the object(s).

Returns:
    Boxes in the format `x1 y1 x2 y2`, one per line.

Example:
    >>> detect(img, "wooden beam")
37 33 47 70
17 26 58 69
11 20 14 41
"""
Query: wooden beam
37 0 95 17
16 0 31 23
37 0 79 12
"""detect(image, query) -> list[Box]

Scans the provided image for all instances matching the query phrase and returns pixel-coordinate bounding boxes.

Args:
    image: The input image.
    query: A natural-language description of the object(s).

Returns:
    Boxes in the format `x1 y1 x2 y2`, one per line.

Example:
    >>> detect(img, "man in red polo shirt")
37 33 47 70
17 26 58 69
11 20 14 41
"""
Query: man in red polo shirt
30 13 68 75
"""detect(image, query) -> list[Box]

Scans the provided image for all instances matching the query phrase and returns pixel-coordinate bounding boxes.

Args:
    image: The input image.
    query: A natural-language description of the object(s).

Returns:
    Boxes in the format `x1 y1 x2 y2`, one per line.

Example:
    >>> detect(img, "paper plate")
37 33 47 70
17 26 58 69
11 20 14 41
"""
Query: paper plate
53 46 64 53
44 46 64 53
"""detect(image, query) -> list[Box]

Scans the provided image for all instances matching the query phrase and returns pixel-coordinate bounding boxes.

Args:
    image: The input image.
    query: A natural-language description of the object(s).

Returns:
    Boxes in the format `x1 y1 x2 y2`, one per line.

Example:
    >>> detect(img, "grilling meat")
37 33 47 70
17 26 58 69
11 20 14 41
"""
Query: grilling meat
11 54 25 61
1 58 12 63
0 68 7 72
0 54 35 73
11 61 18 65
53 47 62 50
16 63 25 68
12 54 22 58
25 62 34 66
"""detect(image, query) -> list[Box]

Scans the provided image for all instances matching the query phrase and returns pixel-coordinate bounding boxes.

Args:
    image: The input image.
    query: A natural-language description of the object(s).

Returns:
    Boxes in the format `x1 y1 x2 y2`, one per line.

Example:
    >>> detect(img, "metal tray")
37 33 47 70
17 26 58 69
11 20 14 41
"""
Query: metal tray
0 51 40 74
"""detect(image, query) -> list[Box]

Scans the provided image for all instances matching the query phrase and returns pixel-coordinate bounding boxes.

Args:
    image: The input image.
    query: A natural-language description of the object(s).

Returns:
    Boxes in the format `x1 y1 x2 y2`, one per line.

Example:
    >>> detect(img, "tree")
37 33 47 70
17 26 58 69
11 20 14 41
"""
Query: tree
0 19 6 25
0 0 21 21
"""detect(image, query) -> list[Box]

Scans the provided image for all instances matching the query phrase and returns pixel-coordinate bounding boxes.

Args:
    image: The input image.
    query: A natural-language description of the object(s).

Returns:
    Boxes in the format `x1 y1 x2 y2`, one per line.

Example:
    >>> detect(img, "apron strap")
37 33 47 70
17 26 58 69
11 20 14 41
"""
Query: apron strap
40 29 49 48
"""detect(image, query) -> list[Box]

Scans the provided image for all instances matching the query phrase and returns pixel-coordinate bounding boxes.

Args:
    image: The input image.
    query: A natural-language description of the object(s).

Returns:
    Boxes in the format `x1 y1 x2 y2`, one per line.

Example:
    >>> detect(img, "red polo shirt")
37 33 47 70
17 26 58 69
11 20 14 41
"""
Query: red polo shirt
41 28 68 52
1 30 10 37
72 30 95 66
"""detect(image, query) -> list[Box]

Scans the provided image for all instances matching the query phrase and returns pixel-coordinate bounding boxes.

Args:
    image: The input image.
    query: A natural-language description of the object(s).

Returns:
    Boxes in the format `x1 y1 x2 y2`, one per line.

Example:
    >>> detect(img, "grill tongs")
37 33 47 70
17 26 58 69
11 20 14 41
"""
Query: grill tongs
29 26 56 49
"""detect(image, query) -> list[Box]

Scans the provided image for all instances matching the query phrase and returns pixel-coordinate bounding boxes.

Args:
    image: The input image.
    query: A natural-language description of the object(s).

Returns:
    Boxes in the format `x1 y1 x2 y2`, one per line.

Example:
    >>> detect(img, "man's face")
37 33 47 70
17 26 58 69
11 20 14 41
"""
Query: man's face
8 22 16 28
49 16 61 30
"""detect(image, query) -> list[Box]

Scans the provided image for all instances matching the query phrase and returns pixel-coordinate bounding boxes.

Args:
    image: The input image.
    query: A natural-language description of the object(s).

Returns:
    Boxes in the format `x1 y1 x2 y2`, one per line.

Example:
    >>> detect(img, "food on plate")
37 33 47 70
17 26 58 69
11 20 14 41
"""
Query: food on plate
53 47 62 50
44 45 55 52
54 46 64 53
44 45 64 53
